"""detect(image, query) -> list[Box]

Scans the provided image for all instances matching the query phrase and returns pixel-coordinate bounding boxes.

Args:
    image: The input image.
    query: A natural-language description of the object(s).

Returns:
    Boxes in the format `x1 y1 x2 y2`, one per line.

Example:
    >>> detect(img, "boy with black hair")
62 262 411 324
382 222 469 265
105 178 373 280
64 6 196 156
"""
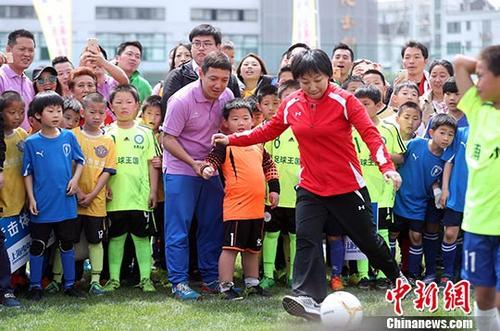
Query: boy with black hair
341 76 364 93
22 91 85 300
395 101 423 144
362 69 391 118
454 47 500 331
277 65 293 86
392 113 457 284
61 97 82 130
201 98 279 299
257 85 280 122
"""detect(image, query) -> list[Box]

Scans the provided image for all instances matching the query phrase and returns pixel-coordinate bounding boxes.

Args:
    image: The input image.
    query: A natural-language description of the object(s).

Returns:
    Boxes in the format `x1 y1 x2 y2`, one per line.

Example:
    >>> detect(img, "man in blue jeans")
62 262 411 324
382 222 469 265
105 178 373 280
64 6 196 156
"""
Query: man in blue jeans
162 51 234 299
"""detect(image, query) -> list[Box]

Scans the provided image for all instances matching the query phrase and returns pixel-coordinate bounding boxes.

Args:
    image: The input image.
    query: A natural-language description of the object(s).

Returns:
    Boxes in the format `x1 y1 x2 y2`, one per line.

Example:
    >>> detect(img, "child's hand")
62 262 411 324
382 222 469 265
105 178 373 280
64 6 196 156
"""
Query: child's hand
211 133 229 146
439 188 449 209
152 156 162 169
148 192 157 209
78 193 94 208
192 160 207 177
67 178 79 195
29 198 39 215
106 186 113 201
201 166 214 180
268 192 279 209
383 171 402 191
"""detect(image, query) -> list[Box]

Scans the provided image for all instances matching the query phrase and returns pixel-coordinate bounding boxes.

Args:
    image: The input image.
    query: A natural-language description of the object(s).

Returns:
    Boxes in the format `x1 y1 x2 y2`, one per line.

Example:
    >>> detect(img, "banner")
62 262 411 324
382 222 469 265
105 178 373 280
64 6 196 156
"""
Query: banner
344 202 378 260
33 0 72 60
292 0 320 48
1 211 31 272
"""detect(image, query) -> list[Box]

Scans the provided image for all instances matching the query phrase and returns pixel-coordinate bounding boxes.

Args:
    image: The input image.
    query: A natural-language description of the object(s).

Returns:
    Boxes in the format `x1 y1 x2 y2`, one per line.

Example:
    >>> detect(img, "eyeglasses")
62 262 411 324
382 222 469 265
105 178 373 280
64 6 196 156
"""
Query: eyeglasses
37 76 57 84
192 41 215 49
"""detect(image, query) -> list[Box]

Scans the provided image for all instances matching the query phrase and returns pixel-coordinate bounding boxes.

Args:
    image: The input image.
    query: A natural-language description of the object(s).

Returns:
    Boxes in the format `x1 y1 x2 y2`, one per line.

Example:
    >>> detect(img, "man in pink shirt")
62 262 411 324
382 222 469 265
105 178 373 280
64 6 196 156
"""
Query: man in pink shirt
0 29 36 131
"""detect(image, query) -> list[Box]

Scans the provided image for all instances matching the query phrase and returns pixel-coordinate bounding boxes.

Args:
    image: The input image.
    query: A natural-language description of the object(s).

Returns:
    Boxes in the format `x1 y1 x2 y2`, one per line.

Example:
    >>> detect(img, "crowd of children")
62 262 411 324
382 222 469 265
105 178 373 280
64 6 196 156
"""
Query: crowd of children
0 25 498 331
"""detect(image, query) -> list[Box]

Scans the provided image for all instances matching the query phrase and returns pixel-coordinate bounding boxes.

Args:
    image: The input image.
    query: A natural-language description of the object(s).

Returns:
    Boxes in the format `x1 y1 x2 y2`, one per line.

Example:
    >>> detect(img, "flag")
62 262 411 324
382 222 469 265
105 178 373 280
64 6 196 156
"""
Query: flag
292 0 320 48
33 0 72 59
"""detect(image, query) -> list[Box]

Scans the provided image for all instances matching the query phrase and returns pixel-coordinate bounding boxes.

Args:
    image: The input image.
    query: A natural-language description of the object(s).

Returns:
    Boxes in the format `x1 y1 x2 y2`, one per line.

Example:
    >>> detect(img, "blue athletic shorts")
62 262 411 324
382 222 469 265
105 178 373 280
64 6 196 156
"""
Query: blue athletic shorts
461 231 500 291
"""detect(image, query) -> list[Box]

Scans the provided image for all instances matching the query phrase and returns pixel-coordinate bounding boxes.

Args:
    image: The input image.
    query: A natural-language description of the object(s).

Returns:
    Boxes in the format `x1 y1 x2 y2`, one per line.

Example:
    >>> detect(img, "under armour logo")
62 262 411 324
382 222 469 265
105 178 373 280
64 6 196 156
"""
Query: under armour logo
36 151 44 157
295 111 302 117
358 205 365 211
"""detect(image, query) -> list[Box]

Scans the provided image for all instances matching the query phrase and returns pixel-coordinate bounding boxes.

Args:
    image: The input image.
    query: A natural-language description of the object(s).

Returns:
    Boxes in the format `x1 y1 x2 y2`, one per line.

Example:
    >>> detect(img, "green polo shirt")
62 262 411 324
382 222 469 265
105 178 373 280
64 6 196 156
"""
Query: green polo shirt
130 71 152 103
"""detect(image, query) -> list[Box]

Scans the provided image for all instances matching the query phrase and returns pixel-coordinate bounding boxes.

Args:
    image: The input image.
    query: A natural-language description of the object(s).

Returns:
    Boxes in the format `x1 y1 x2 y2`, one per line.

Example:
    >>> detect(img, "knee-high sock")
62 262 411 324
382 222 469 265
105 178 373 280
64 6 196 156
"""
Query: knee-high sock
423 232 439 276
29 254 44 289
474 302 500 331
377 229 390 279
389 236 397 258
89 242 104 283
262 231 280 279
108 234 127 281
357 258 369 280
131 234 152 280
441 241 457 277
60 247 76 289
288 233 296 281
329 238 344 277
52 248 63 283
408 244 423 277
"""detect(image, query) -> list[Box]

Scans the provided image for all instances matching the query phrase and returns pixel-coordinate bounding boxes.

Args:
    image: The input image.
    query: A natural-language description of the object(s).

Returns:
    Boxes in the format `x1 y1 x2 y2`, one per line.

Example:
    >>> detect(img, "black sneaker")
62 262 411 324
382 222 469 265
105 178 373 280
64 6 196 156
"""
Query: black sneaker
282 295 321 321
64 286 86 298
1 292 21 308
245 285 271 297
357 277 372 290
221 287 244 301
27 287 43 301
375 278 390 290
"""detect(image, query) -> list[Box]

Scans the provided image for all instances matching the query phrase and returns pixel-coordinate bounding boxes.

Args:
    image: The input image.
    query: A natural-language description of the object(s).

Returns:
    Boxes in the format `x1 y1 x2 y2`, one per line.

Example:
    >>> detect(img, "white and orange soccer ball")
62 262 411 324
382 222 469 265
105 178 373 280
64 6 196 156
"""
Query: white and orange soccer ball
320 291 363 329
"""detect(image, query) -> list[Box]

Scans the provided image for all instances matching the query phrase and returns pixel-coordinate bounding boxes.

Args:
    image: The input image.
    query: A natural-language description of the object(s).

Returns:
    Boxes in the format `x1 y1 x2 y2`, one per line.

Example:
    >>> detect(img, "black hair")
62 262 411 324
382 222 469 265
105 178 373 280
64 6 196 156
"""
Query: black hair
82 92 106 109
201 51 232 75
278 80 300 99
479 45 500 76
332 42 354 62
62 97 83 114
109 84 140 104
236 53 268 83
429 59 454 76
430 113 457 132
52 56 74 68
278 65 292 81
170 43 192 70
341 75 364 90
0 91 24 112
30 91 64 116
189 24 222 45
362 69 386 86
291 49 333 80
443 77 458 94
141 95 162 113
354 85 381 104
7 29 35 47
116 41 143 56
397 101 422 117
222 98 253 120
257 84 278 103
284 43 311 59
401 40 428 59
394 80 419 95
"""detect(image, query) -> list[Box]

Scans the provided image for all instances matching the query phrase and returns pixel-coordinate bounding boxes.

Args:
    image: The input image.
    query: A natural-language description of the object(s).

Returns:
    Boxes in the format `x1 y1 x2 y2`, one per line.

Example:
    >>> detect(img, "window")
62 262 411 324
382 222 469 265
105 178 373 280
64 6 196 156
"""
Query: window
225 34 259 61
191 8 258 21
434 14 441 29
96 33 167 62
447 42 461 55
95 7 165 20
466 21 471 31
447 22 461 34
0 5 36 18
466 41 472 51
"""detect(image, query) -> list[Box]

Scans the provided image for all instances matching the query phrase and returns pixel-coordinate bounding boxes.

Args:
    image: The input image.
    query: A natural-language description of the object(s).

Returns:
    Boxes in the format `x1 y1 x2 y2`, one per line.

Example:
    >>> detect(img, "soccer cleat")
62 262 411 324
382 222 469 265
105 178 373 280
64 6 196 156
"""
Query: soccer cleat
45 280 61 294
347 273 360 286
200 280 219 294
422 274 437 285
220 287 244 301
375 278 390 290
330 275 344 291
89 282 106 296
259 277 276 289
103 279 120 292
64 286 86 298
245 285 271 297
357 277 372 290
27 287 43 301
137 278 156 292
172 282 201 300
1 292 21 308
282 295 321 321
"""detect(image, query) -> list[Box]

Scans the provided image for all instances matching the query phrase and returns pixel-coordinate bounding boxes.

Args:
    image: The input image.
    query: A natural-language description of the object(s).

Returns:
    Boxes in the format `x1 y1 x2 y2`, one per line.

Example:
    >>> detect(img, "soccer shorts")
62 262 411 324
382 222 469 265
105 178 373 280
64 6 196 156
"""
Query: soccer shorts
378 207 393 230
425 202 444 225
391 214 424 233
223 219 264 253
461 231 500 291
29 218 77 248
108 210 154 238
442 208 463 227
264 206 296 234
76 215 106 244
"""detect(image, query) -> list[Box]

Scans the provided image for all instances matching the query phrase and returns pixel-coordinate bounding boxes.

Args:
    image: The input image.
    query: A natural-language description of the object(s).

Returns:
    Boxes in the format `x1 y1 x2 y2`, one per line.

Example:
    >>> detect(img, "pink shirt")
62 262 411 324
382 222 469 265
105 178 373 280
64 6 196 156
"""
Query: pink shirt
0 64 35 131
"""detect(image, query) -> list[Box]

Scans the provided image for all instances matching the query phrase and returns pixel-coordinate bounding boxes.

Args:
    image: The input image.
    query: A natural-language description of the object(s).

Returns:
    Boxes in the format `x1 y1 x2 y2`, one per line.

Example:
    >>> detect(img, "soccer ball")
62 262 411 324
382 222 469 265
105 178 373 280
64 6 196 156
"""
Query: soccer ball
320 291 363 329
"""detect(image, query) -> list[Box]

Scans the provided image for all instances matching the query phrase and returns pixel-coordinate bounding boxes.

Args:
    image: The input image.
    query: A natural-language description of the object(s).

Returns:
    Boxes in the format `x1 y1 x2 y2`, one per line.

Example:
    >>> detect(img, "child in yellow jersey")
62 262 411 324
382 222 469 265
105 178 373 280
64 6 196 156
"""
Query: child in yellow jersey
140 95 165 270
0 91 27 308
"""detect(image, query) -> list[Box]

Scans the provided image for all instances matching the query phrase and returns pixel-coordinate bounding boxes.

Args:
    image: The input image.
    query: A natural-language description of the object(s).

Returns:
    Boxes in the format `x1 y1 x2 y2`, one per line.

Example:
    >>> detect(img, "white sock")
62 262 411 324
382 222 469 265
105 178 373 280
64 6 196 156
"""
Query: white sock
244 277 259 288
474 302 500 331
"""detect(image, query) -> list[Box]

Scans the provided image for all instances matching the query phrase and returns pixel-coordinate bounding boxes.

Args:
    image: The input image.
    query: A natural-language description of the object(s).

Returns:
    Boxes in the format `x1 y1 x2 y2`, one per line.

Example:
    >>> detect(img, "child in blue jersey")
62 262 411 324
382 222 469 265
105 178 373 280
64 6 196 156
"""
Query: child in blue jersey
392 113 457 283
22 91 85 300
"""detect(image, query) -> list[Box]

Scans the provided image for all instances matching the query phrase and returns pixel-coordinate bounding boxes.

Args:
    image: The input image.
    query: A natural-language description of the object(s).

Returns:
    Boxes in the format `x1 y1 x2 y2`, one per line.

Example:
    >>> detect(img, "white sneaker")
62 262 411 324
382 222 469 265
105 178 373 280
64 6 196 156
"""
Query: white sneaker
282 295 321 321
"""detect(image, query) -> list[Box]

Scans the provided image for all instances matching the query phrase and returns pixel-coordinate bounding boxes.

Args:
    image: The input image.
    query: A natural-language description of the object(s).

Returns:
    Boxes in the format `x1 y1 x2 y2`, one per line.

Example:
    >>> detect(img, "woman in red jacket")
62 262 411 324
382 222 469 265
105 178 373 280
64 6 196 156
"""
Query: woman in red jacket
212 49 404 320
